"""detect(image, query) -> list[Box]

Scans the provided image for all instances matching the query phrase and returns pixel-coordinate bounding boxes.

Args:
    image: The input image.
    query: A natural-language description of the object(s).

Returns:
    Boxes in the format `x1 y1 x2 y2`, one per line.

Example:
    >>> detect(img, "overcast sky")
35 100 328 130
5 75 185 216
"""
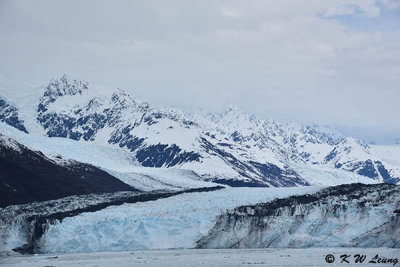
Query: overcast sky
0 0 399 144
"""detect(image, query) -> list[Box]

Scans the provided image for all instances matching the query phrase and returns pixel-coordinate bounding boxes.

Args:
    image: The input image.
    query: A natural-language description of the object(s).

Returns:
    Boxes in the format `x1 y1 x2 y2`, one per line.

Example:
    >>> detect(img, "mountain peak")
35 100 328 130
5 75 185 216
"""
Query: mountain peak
47 75 88 97
110 88 137 107
207 106 262 132
340 136 368 149
38 75 89 112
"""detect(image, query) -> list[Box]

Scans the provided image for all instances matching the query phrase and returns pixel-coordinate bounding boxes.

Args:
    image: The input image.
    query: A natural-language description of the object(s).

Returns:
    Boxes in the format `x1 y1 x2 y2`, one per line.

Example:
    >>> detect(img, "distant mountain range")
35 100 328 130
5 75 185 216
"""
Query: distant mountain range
0 75 399 203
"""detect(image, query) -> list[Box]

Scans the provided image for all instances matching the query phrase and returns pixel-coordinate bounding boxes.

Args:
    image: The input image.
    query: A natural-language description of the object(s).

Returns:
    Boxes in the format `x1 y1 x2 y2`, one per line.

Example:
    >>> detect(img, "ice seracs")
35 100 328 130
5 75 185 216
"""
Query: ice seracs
197 183 400 249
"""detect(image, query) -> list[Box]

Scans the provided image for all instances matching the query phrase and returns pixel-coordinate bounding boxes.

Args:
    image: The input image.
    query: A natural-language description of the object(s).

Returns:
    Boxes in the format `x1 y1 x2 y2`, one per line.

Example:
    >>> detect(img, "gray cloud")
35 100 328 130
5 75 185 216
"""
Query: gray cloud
0 0 399 143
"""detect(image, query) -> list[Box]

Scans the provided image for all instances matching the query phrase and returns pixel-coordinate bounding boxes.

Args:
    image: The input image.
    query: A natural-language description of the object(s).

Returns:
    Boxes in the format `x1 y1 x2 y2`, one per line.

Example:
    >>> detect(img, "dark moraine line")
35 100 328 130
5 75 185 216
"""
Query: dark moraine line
12 186 224 254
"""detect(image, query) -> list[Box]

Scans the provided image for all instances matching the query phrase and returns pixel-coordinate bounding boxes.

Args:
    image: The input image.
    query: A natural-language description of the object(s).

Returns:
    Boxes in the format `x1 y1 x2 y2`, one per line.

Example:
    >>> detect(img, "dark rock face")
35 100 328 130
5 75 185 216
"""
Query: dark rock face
135 144 201 167
324 148 338 162
249 161 308 187
353 160 378 178
197 183 400 249
0 132 139 208
0 97 28 133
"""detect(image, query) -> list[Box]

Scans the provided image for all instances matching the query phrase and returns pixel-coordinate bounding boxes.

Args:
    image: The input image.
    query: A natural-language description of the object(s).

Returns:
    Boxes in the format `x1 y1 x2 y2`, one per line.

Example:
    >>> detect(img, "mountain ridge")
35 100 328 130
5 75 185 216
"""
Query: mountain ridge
1 75 399 186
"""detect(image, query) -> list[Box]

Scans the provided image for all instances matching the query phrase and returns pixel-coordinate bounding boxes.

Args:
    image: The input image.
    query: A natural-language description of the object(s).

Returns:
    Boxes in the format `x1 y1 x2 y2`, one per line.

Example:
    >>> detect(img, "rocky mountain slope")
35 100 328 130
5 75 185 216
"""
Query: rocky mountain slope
0 131 138 207
0 97 28 133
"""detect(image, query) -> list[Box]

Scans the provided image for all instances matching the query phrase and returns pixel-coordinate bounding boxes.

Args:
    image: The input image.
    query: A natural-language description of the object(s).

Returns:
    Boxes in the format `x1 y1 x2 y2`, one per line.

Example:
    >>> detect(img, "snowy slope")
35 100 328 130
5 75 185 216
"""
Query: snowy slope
107 168 218 191
0 131 138 207
290 162 378 186
370 145 400 180
0 123 217 191
205 107 343 164
371 145 400 165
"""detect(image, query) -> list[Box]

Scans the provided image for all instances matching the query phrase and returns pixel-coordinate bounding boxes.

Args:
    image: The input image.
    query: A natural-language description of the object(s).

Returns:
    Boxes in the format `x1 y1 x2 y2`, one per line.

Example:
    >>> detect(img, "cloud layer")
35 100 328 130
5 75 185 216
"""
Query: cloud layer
0 0 399 143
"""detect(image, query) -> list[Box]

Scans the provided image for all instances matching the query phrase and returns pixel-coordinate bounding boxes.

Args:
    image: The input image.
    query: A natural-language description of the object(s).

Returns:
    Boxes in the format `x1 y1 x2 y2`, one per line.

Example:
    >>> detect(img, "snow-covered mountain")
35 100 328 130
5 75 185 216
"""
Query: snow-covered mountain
1 75 399 188
33 75 308 187
323 137 400 184
205 108 400 184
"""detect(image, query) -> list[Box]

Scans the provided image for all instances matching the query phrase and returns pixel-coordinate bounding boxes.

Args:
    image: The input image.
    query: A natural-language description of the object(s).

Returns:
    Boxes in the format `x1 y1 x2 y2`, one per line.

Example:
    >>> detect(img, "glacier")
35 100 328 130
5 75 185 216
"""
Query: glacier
40 187 321 253
197 183 400 249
